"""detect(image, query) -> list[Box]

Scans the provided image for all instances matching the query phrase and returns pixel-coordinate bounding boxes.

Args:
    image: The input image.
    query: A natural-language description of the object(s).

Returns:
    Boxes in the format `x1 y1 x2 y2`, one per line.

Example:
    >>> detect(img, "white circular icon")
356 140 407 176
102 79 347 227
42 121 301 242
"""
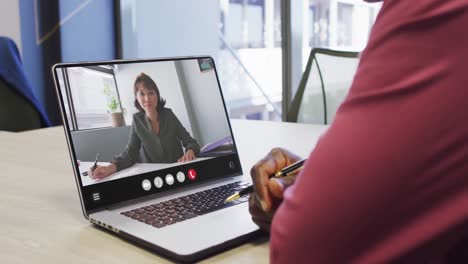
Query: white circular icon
154 177 163 188
142 179 151 191
165 174 174 185
176 171 185 183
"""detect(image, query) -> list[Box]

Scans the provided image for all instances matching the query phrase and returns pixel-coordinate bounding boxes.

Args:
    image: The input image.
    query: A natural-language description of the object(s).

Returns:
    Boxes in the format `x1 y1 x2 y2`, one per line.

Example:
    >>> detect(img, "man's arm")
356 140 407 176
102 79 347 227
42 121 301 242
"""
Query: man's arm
270 99 422 263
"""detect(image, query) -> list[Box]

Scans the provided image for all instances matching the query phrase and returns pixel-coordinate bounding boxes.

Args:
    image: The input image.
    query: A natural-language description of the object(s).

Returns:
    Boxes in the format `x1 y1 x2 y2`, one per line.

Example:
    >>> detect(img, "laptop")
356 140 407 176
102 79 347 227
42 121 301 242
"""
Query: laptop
52 56 260 262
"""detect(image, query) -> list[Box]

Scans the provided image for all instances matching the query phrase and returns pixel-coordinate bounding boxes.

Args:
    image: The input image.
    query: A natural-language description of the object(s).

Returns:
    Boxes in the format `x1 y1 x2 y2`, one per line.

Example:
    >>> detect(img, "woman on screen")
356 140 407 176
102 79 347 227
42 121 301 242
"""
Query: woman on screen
89 72 200 179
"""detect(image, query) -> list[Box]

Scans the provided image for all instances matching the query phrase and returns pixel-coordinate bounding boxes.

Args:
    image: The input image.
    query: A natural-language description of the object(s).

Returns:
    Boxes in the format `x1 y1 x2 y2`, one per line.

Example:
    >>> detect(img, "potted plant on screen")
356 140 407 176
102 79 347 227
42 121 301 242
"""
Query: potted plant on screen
103 84 126 127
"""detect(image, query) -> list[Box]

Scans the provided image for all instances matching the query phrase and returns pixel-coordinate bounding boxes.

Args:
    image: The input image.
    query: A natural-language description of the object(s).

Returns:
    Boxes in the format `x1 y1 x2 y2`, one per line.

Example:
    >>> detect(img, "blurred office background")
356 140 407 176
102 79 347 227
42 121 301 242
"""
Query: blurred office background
0 0 381 128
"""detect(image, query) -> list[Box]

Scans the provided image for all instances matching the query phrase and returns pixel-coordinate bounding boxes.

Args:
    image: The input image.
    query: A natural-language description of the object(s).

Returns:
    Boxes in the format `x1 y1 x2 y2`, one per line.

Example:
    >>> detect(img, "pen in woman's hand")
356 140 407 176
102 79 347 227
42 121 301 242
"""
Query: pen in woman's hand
81 153 100 177
224 158 306 203
91 153 100 172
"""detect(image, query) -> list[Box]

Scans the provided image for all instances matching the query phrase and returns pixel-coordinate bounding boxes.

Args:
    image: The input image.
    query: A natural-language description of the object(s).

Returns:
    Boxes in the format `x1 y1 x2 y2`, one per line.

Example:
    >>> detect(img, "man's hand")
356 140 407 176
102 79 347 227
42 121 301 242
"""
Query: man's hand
249 148 301 232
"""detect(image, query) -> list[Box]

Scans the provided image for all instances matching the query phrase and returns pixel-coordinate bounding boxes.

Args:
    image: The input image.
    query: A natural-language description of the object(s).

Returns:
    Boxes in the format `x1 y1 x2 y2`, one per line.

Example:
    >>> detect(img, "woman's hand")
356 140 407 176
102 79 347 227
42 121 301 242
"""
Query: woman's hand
89 163 117 180
178 149 196 162
249 148 302 232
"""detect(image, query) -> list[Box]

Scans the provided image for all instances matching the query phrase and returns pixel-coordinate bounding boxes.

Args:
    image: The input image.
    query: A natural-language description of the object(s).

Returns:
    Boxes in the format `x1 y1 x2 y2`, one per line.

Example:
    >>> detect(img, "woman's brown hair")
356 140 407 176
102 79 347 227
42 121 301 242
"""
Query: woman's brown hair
133 72 166 112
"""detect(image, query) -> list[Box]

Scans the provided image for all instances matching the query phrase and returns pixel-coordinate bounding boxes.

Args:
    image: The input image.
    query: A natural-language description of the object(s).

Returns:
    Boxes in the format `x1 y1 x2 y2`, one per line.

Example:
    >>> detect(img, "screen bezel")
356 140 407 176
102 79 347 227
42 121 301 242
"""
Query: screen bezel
52 56 243 215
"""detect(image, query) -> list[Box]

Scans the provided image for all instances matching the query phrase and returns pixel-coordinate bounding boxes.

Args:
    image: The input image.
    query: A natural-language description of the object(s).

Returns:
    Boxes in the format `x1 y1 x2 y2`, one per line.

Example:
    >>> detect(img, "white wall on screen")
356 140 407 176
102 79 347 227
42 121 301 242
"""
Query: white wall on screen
175 59 231 147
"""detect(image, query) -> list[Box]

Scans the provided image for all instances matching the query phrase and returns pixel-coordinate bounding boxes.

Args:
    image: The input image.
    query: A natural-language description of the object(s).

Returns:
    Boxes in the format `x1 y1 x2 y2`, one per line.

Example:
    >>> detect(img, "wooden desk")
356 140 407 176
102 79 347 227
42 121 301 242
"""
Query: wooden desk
0 119 327 263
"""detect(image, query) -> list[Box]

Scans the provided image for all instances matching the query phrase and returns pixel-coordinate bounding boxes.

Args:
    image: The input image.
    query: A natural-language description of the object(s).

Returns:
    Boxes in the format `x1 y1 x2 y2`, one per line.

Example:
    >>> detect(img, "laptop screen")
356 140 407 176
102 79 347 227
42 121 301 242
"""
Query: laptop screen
53 57 242 211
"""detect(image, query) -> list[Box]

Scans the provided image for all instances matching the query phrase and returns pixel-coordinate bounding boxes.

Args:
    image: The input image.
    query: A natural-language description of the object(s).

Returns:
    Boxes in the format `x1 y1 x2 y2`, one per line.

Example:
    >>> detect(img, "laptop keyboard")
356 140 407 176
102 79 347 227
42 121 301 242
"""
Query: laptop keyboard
120 181 250 228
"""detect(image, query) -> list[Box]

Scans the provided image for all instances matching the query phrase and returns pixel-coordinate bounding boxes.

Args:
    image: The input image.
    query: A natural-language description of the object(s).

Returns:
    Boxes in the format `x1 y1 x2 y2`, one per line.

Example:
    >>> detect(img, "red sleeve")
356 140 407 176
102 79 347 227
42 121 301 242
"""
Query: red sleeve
270 1 468 263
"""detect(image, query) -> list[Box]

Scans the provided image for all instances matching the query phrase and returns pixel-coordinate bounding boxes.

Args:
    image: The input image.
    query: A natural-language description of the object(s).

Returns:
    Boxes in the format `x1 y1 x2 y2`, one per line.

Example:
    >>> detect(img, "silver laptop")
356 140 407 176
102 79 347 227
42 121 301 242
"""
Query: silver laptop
52 56 260 262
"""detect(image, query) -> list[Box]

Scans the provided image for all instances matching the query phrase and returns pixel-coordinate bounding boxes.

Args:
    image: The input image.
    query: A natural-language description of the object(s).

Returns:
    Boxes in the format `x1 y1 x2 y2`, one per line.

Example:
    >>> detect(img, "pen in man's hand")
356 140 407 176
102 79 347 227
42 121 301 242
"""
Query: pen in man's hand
223 185 253 203
224 158 306 203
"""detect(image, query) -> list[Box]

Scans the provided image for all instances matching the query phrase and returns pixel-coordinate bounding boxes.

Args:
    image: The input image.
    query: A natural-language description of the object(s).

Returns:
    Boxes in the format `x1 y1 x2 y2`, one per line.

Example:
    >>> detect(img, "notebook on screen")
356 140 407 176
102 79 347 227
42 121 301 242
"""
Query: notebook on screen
52 56 260 262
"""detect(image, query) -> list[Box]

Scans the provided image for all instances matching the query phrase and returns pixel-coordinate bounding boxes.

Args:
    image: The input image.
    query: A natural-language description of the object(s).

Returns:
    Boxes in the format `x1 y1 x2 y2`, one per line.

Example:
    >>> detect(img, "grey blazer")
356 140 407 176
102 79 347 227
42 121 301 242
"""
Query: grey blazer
113 108 200 171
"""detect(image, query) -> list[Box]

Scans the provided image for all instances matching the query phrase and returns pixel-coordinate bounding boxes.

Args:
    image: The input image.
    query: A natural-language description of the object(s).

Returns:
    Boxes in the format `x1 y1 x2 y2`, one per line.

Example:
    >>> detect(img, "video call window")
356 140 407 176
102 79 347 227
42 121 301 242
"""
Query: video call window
57 59 237 188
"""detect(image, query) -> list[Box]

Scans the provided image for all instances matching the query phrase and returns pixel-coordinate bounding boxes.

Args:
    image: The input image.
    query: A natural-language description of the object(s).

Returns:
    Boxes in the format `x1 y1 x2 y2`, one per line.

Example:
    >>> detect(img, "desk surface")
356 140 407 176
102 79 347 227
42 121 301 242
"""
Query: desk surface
0 119 327 263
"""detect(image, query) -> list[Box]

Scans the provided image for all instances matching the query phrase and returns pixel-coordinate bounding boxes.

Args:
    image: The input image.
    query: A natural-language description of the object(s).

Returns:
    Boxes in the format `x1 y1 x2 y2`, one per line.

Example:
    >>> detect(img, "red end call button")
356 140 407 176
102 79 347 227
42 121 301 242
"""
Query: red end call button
188 169 197 180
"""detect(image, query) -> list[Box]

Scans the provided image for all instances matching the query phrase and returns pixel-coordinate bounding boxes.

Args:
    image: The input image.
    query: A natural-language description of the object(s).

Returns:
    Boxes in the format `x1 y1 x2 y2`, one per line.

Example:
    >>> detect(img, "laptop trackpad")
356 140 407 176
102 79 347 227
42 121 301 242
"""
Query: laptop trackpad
92 202 259 256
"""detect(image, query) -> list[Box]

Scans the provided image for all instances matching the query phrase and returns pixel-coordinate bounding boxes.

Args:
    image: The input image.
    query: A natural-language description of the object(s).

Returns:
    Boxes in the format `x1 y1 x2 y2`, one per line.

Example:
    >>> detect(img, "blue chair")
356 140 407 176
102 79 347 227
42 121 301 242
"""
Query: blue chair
0 36 51 131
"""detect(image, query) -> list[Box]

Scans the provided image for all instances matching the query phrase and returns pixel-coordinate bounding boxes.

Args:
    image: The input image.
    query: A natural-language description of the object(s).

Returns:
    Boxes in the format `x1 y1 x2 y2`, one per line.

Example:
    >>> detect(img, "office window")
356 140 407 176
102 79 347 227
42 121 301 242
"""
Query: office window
217 0 282 120
300 0 381 83
305 0 381 51
118 0 381 122
119 0 282 121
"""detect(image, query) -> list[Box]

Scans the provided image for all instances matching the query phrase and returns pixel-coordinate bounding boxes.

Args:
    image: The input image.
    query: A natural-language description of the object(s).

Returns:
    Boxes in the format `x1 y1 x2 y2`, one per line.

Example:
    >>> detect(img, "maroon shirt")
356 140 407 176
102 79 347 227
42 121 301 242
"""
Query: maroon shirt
271 1 468 263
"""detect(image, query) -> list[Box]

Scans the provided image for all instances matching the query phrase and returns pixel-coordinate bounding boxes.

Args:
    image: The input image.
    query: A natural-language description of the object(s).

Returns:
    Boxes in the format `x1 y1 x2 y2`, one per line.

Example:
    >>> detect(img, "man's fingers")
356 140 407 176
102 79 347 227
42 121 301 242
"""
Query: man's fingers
250 158 276 212
248 194 259 216
268 174 298 199
251 217 272 232
269 148 296 168
250 148 301 212
248 195 273 232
